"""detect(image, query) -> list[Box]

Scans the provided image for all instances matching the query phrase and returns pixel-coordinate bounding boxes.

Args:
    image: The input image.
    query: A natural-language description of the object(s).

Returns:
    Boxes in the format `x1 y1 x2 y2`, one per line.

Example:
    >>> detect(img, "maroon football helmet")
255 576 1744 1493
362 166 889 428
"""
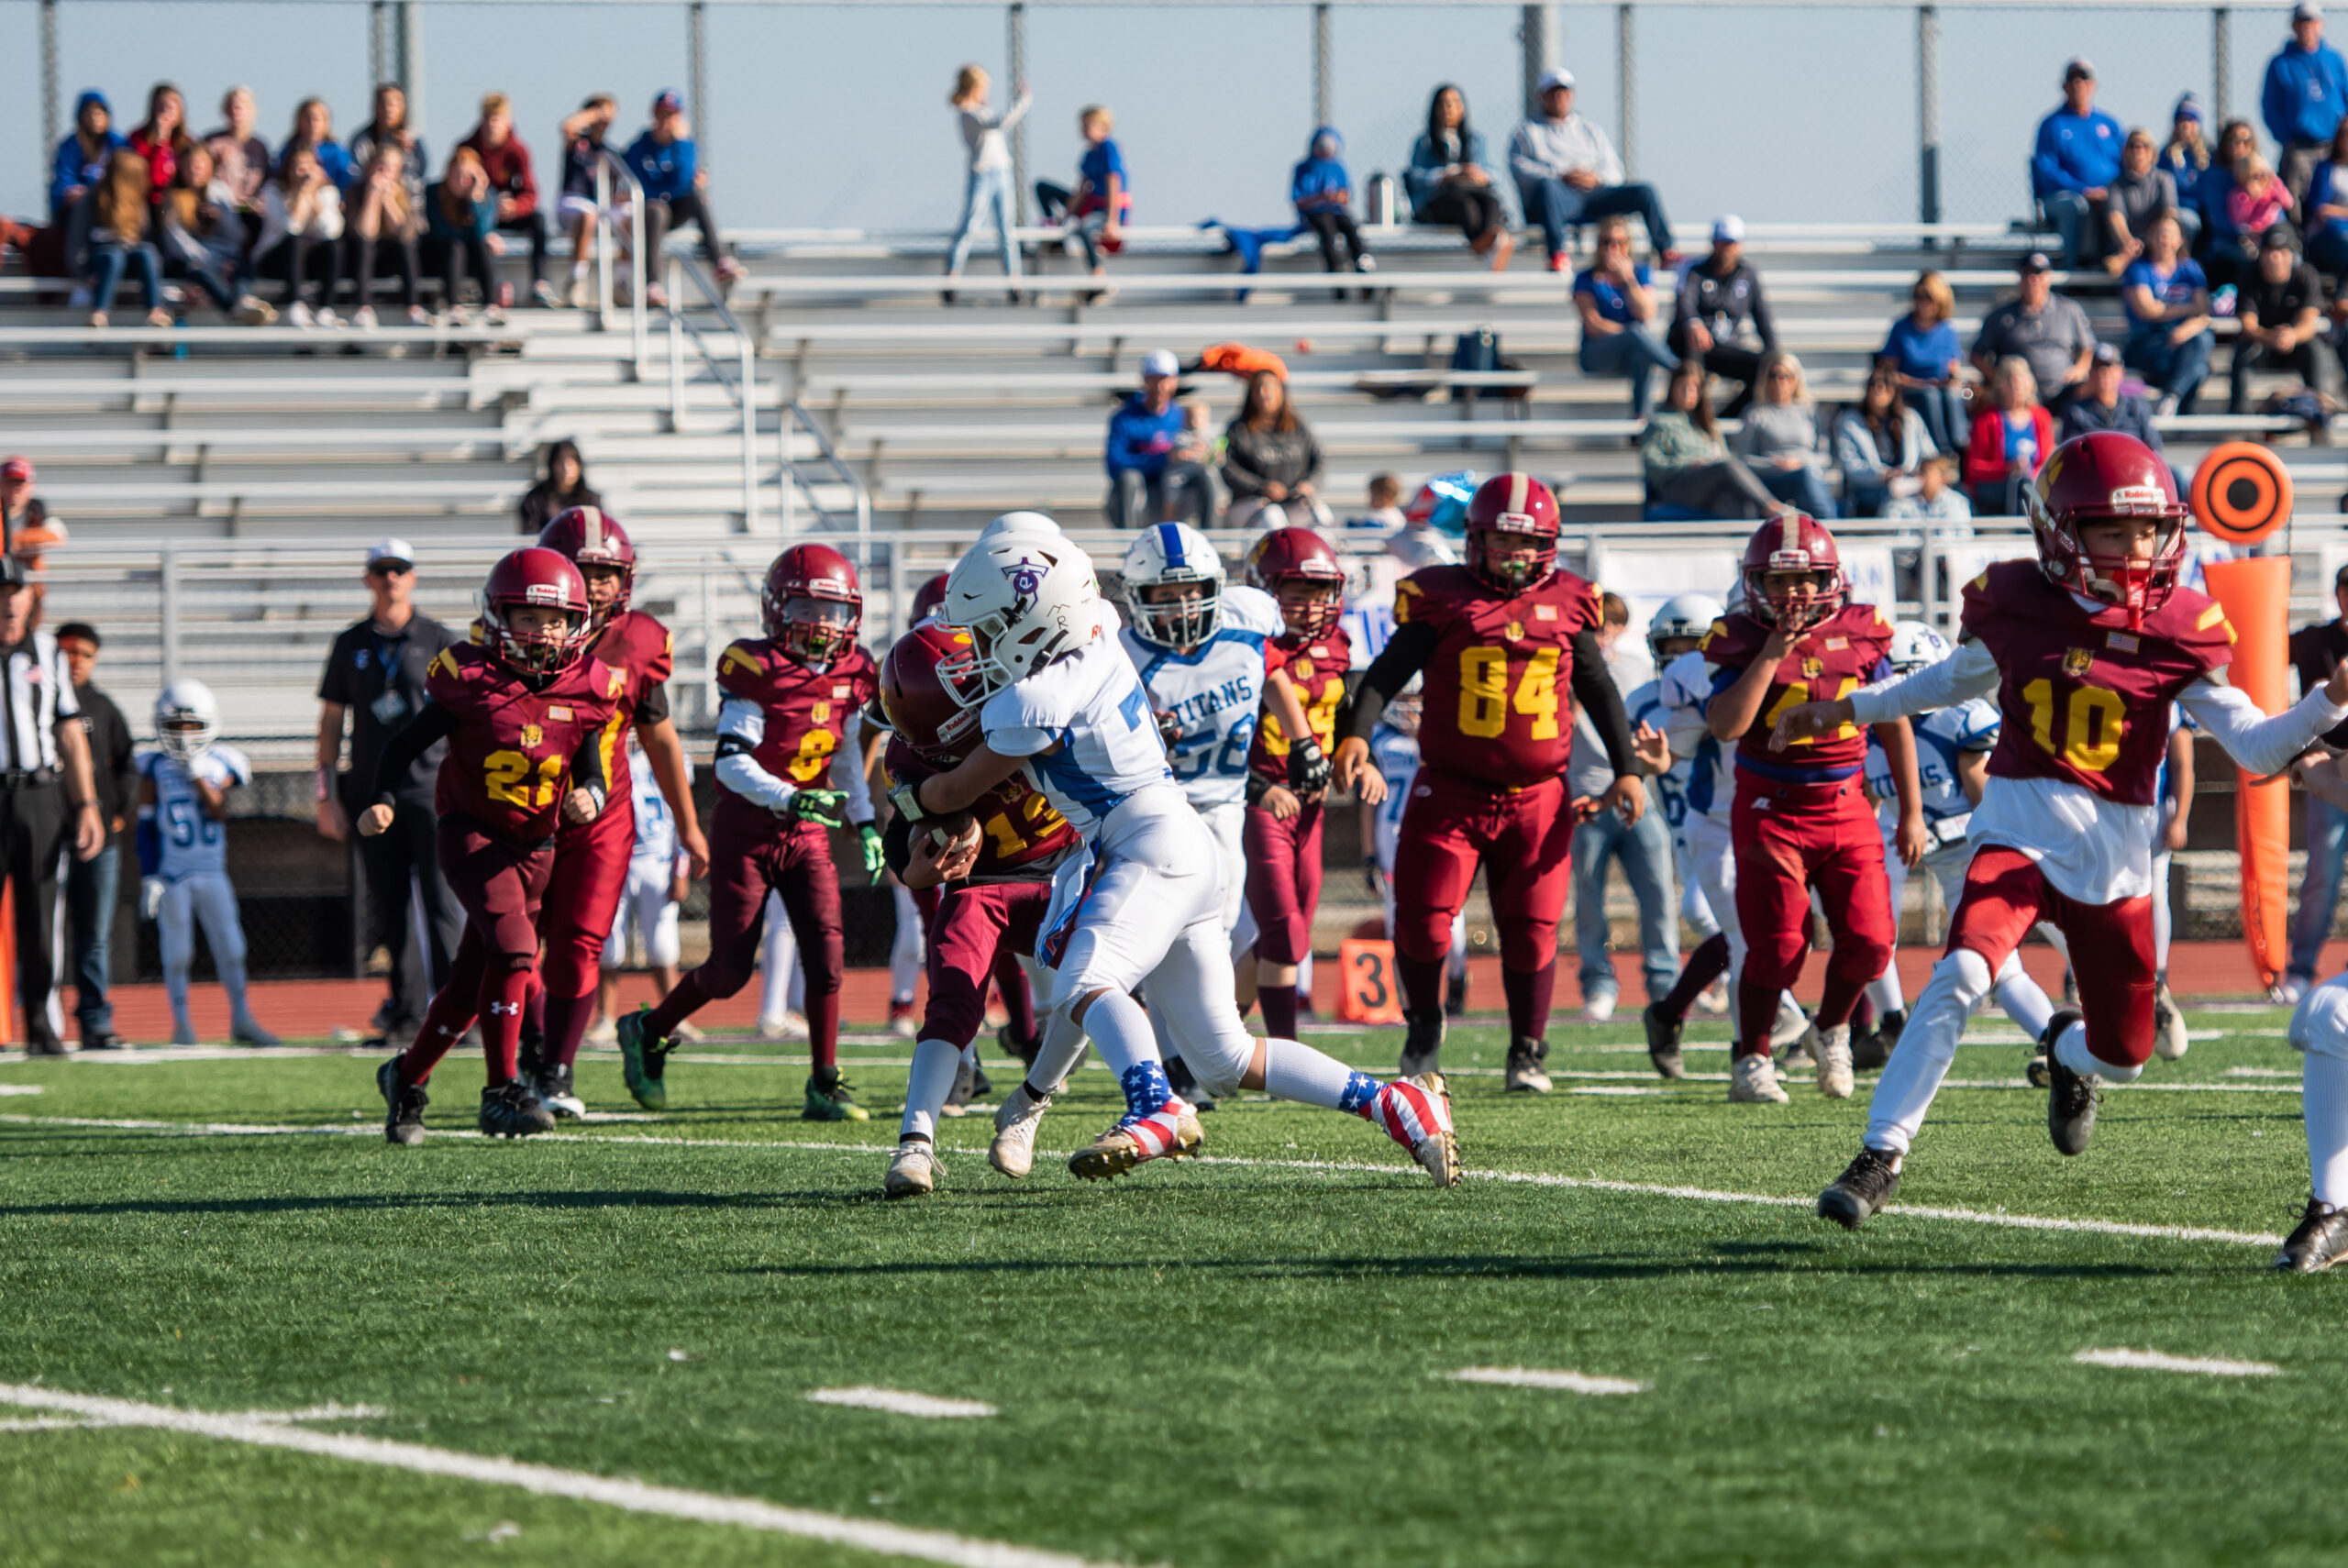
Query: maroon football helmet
909 572 949 629
1245 525 1346 638
537 505 635 625
1463 471 1563 592
482 547 593 677
1740 513 1846 633
880 622 991 763
2027 431 2193 628
762 543 863 667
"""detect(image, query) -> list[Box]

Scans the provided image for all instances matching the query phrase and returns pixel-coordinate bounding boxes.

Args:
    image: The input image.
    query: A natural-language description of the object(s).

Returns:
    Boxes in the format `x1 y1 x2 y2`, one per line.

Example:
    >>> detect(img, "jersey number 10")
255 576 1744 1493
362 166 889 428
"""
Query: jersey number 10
2021 678 2126 772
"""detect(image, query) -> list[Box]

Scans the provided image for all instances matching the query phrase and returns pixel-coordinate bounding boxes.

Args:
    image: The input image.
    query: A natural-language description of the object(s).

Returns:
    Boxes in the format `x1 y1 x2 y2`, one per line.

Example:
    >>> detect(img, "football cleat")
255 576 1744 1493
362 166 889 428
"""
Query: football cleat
990 1081 1053 1178
479 1078 557 1139
1372 1072 1461 1187
1398 1010 1445 1078
2044 1036 2100 1156
2029 1008 2081 1090
515 1017 545 1081
1163 1052 1214 1112
231 1018 280 1048
535 1060 585 1120
941 1054 977 1119
1814 1023 1855 1099
1778 1022 1819 1070
378 1056 428 1145
997 1021 1039 1067
804 1068 870 1122
615 1007 670 1110
1579 989 1618 1024
884 1138 940 1199
1068 1102 1202 1180
1729 1053 1790 1104
1850 1012 1898 1072
888 1001 918 1041
2154 984 2189 1061
1643 1001 1686 1080
1818 1145 1902 1230
1877 1007 1907 1049
757 1010 810 1043
1503 1035 1552 1094
2276 1197 2348 1272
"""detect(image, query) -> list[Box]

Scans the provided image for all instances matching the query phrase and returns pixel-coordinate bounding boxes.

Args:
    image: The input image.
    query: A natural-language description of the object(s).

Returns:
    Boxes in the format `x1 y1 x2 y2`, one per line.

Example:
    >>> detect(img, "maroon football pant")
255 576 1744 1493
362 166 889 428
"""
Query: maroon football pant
647 797 843 1066
537 789 636 1069
1731 776 1894 1057
1949 845 2156 1068
1243 799 1324 965
922 881 1049 1049
911 881 1036 1043
1393 770 1572 1038
399 817 554 1087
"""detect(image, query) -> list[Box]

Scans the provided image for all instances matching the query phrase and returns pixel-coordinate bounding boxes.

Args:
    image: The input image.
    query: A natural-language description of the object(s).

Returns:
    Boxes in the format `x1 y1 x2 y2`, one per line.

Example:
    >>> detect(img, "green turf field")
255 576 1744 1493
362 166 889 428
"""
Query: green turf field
1 1011 2341 1567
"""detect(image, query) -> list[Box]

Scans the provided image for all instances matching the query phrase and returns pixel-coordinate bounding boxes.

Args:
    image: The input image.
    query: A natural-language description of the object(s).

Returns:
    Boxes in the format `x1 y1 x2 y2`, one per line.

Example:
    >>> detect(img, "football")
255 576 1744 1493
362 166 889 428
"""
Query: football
927 812 982 855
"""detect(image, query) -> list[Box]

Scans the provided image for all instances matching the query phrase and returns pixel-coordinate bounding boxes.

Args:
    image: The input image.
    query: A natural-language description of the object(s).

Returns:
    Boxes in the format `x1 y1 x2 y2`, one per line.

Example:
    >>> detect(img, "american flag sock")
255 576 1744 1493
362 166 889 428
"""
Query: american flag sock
1362 1076 1451 1151
1113 1062 1191 1157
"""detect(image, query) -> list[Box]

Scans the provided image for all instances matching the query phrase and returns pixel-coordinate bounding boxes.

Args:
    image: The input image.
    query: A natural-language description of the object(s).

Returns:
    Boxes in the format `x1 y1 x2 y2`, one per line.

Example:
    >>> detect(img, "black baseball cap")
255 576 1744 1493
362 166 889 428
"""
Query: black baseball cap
2019 250 2053 275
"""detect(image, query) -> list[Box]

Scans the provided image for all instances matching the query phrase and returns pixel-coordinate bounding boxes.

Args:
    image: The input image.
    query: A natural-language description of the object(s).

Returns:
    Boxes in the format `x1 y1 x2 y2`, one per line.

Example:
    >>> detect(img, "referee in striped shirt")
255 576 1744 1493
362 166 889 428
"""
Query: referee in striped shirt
0 557 105 1055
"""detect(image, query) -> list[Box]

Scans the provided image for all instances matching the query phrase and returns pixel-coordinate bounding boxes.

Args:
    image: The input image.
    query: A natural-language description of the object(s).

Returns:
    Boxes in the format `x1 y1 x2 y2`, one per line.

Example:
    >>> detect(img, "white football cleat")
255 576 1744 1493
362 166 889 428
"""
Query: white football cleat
585 1015 619 1047
1730 1053 1790 1104
989 1082 1052 1179
756 1010 809 1043
884 1139 939 1199
1579 990 1618 1024
1814 1023 1855 1099
2154 985 2190 1061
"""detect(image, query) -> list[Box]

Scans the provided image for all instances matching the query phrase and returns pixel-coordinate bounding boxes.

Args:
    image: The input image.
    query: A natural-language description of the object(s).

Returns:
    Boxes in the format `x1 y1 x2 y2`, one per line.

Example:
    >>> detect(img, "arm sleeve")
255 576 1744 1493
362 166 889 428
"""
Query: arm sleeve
135 805 161 878
569 726 608 799
636 679 670 726
833 710 875 824
367 701 459 806
1346 619 1440 740
1567 629 1636 777
2177 674 2348 778
711 693 795 812
881 812 914 880
1847 640 2001 725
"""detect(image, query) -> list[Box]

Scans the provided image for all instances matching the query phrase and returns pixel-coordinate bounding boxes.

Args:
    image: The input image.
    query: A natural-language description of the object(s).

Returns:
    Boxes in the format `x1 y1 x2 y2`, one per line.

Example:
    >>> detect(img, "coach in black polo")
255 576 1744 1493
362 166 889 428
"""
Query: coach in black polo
315 538 459 1044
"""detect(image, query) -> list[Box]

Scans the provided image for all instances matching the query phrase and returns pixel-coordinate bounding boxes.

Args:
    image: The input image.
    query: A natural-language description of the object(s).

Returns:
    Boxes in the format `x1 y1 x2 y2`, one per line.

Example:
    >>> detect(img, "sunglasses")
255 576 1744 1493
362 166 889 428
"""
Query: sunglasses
368 563 414 578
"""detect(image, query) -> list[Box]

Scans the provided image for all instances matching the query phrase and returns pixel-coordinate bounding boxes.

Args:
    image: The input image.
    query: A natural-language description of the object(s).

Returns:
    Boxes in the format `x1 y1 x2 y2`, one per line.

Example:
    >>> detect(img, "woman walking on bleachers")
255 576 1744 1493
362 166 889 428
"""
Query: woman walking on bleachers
944 64 1027 301
82 150 170 329
1405 85 1513 271
1731 350 1836 519
1881 270 1968 455
1642 362 1782 520
1833 361 1933 517
255 144 345 326
517 441 603 535
1222 370 1334 531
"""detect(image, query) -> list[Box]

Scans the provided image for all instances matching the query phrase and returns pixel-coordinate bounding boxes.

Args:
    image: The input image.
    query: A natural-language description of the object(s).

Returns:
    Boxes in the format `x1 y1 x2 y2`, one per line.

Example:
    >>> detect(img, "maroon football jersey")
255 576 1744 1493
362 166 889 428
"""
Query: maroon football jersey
1964 560 2232 805
1393 564 1601 789
425 643 622 842
1248 624 1352 784
714 637 879 801
585 608 675 800
1700 602 1895 786
884 735 1078 879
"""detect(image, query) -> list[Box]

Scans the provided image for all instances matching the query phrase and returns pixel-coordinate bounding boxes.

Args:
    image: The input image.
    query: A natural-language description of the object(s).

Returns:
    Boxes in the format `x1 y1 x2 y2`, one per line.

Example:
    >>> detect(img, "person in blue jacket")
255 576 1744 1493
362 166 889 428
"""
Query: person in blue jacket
51 91 123 221
1104 349 1212 530
2265 2 2348 207
1292 126 1371 283
2032 57 2125 267
623 89 740 301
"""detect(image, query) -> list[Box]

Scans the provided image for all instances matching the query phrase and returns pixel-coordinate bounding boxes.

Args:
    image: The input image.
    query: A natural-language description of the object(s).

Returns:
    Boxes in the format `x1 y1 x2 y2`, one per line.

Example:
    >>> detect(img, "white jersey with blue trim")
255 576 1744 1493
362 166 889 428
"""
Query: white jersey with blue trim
1625 677 1699 842
1864 697 1999 837
139 745 250 881
1368 721 1421 871
1656 649 1735 824
1120 584 1282 811
982 604 1189 855
627 750 690 872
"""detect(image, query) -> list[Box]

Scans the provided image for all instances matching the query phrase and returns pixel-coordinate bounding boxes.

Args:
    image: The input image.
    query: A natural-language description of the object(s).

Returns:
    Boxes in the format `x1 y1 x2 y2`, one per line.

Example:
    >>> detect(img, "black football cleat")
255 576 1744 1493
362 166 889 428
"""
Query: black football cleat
379 1055 428 1145
1849 1020 1894 1073
1818 1145 1902 1230
479 1078 557 1139
534 1060 585 1120
1643 1000 1686 1080
997 1021 1039 1068
2044 1033 2099 1157
1503 1035 1552 1094
1877 1007 1907 1049
2276 1198 2348 1272
2029 1007 2081 1090
1398 1009 1445 1078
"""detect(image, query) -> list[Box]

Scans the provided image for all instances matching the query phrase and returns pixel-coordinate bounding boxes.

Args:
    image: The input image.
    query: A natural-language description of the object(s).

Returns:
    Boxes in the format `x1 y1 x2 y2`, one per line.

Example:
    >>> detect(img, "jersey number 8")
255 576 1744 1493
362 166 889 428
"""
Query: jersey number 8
786 728 836 783
1457 646 1559 740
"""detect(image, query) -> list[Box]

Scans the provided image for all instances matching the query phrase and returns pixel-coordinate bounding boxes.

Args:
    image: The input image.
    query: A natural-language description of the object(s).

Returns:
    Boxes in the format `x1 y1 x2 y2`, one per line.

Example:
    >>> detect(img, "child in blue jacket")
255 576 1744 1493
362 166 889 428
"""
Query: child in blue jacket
1292 127 1371 282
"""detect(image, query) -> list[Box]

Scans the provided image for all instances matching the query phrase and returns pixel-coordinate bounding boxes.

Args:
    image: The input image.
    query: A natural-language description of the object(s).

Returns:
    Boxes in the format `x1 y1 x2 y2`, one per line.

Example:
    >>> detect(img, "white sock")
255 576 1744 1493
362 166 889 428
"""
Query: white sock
900 1037 961 1143
1993 950 2055 1041
1257 1035 1374 1112
1027 1006 1089 1095
2054 1021 2142 1084
2307 1052 2348 1205
1866 969 1905 1017
1077 989 1163 1086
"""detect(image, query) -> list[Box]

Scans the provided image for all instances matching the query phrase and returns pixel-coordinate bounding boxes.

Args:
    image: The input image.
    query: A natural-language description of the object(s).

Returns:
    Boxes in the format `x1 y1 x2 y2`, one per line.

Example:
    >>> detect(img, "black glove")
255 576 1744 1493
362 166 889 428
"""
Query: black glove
1245 772 1272 807
1364 856 1388 901
1289 736 1332 796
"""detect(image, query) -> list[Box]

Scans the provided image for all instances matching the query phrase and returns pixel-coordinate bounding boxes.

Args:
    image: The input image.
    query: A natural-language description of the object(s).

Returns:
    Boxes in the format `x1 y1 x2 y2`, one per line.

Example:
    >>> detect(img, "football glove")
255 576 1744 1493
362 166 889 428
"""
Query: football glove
1288 736 1332 796
139 877 165 922
781 788 847 827
1364 856 1388 901
858 822 885 877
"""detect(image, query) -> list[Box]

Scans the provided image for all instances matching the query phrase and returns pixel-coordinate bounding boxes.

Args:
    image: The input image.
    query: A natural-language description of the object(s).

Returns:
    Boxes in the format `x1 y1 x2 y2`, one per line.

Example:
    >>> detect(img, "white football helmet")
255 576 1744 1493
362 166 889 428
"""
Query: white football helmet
1890 620 1953 675
1121 522 1224 652
975 510 1064 546
154 678 220 763
941 535 1100 699
1646 591 1724 666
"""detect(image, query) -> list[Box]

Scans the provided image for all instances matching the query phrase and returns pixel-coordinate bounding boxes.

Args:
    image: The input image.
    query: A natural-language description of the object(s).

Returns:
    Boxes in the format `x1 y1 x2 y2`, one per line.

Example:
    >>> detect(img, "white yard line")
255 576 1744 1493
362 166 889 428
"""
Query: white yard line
2072 1348 2280 1376
804 1387 997 1419
1448 1366 1647 1396
0 1084 40 1095
0 1382 1123 1568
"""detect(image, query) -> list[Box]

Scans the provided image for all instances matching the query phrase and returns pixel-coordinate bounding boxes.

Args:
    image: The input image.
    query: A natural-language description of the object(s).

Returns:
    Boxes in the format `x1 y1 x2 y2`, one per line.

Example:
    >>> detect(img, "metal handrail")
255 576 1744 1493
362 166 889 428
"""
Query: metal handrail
589 151 648 376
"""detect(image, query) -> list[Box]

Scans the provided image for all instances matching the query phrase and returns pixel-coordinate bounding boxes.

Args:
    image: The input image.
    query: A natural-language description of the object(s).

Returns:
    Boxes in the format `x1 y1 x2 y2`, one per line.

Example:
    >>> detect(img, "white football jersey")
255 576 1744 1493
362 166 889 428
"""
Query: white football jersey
1121 584 1282 811
1864 698 1999 836
1368 721 1421 873
1656 649 1734 824
140 745 251 880
628 747 690 872
983 605 1186 852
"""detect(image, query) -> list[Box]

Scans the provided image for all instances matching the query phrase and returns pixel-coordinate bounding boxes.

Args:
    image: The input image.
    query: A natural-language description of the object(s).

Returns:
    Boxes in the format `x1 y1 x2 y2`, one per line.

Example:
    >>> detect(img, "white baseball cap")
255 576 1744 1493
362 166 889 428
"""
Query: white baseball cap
366 537 415 570
1711 215 1746 244
1140 349 1180 379
1536 68 1576 94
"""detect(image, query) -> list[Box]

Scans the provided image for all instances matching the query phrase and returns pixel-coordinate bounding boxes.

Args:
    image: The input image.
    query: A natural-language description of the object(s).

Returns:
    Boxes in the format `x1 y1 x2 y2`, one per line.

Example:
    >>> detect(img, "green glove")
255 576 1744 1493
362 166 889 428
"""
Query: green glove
858 823 885 877
782 788 847 827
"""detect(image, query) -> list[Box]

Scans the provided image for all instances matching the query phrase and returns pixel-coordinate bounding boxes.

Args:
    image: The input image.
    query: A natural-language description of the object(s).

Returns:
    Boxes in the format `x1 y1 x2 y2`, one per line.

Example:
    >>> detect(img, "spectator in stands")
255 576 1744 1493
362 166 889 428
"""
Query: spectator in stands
55 623 130 1051
1882 451 1972 525
2032 58 2124 267
1573 215 1676 418
625 90 741 299
945 65 1028 299
461 93 553 308
255 144 344 327
348 83 427 215
1834 361 1933 517
1105 350 1212 529
1642 362 1782 519
1 458 35 550
2228 153 2299 264
1293 127 1372 284
2062 342 2164 447
50 91 121 222
2305 117 2348 277
1882 270 1969 455
1732 351 1835 518
2199 118 2263 280
2284 562 2348 1004
280 96 351 187
2106 127 2187 271
517 440 603 534
1668 216 1775 415
1963 356 2054 514
2161 94 2214 221
2265 2 2348 207
1568 589 1675 1023
556 95 618 309
1223 370 1333 530
127 83 189 204
426 146 502 317
204 87 270 256
1971 250 2094 410
1509 68 1674 272
2232 227 2325 411
1035 105 1127 279
158 145 265 323
1350 472 1406 532
83 152 168 329
1406 84 1512 271
348 143 425 328
2121 209 2214 414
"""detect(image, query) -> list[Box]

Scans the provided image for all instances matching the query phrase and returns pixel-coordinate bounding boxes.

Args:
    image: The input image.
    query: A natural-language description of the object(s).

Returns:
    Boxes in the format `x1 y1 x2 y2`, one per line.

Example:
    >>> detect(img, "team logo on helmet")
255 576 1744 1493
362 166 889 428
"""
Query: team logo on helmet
1000 555 1048 600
